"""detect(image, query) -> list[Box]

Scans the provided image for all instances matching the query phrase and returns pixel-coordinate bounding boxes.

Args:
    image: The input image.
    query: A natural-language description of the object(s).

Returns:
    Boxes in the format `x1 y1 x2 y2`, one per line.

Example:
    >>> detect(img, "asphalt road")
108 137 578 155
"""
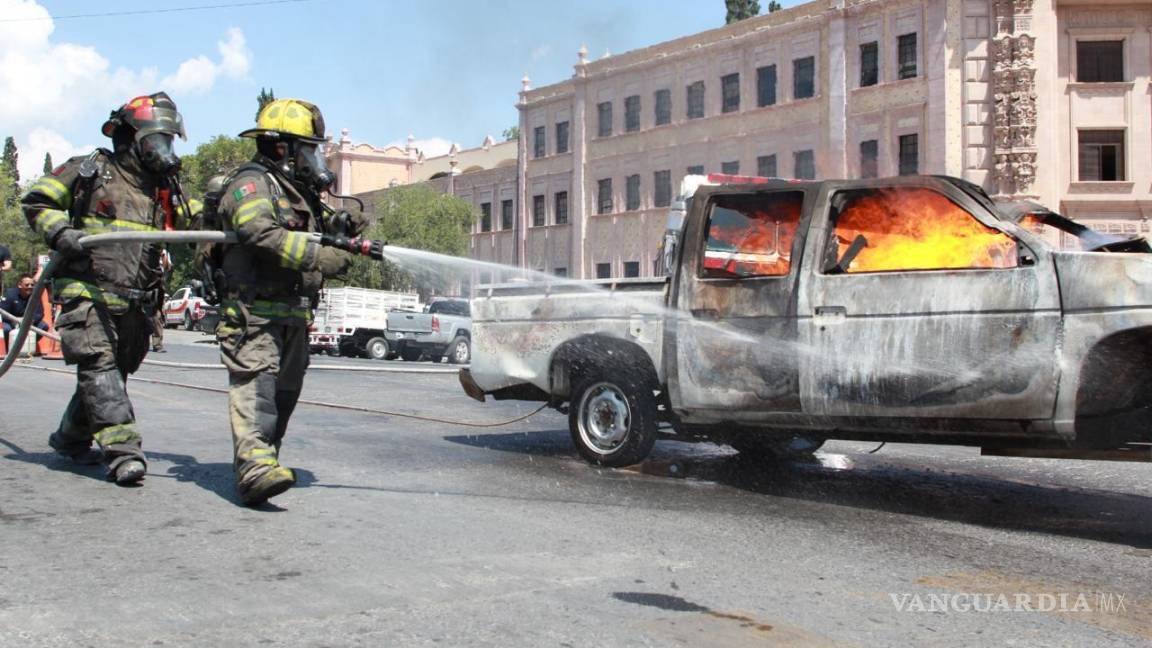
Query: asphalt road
0 330 1149 647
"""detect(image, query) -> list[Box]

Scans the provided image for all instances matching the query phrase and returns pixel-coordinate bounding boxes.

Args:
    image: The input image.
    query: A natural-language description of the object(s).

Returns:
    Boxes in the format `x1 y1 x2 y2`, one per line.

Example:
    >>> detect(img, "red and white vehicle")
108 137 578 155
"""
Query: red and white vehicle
162 286 210 331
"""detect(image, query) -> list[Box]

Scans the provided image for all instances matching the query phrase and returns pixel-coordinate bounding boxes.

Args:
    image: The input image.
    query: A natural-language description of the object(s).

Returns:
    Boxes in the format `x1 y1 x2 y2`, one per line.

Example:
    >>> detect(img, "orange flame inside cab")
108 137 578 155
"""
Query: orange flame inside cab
833 188 1019 273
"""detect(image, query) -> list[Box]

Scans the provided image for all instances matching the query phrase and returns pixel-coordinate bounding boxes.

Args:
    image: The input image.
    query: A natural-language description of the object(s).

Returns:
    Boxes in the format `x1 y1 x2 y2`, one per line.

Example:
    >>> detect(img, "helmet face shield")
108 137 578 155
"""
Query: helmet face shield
293 142 334 193
137 132 181 176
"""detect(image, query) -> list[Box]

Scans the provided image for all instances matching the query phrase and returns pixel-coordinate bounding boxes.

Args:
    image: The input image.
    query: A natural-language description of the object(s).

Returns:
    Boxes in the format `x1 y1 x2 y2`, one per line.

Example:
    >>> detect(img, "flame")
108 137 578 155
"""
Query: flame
703 195 802 277
834 188 1018 273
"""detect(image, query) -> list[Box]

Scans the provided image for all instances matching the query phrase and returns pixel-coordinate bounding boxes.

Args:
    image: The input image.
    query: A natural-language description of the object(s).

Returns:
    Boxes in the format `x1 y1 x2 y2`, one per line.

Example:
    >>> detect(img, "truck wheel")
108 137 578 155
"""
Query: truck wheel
365 337 389 361
730 434 824 460
568 371 658 467
447 336 470 365
183 311 194 331
400 347 423 362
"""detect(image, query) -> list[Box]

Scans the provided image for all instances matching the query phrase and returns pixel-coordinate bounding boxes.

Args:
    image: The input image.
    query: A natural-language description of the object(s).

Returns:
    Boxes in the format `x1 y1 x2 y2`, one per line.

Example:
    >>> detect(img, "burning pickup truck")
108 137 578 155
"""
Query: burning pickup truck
460 174 1152 467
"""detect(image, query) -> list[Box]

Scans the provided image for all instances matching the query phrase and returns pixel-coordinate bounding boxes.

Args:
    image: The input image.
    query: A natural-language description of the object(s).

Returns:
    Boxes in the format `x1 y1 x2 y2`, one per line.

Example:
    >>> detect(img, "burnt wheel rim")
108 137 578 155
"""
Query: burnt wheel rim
577 381 631 454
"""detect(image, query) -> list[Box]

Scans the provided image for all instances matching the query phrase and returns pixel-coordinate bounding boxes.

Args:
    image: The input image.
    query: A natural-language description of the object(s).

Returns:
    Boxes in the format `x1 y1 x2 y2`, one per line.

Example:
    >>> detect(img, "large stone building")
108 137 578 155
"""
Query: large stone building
484 0 1152 279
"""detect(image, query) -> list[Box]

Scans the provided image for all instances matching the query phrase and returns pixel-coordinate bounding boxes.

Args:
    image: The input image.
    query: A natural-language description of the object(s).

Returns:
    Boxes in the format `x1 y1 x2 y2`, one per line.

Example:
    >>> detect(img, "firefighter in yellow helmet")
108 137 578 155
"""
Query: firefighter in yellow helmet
215 99 365 505
21 91 192 485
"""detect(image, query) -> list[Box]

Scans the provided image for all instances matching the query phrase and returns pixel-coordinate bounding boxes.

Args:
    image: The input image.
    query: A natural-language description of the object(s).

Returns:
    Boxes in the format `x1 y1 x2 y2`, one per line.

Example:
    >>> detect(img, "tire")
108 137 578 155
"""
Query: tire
365 337 389 361
729 433 824 460
447 336 471 365
182 311 194 331
568 369 658 467
400 346 423 362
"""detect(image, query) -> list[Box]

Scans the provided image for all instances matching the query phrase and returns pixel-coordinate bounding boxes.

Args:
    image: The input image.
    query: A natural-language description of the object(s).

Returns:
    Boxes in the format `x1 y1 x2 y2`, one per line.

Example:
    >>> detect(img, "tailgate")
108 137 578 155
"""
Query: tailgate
387 311 433 334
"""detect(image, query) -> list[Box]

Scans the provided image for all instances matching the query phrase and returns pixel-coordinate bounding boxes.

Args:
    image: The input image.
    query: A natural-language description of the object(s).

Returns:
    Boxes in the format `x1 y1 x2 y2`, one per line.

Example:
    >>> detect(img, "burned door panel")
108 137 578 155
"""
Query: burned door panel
800 184 1061 419
670 189 807 416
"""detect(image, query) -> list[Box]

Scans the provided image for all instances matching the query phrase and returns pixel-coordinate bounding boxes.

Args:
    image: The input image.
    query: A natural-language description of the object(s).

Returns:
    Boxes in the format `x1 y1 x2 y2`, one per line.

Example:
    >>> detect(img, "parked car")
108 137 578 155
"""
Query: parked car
308 287 421 359
162 285 210 331
461 173 1152 467
386 298 471 363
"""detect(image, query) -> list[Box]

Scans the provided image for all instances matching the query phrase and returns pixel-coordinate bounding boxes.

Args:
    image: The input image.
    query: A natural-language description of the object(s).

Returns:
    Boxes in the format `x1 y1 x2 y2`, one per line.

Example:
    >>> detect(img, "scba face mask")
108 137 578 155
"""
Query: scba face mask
292 142 335 194
137 132 181 176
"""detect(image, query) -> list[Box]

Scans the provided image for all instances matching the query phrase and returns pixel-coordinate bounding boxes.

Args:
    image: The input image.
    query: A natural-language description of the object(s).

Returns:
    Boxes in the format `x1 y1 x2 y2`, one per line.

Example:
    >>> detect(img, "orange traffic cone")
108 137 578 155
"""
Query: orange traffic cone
40 291 62 360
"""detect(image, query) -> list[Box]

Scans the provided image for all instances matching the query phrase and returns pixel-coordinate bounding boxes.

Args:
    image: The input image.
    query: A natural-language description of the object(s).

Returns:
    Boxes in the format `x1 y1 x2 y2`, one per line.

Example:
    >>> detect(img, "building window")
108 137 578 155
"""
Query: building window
686 81 705 119
898 134 918 176
501 199 514 230
533 126 545 158
794 150 815 179
721 160 740 175
687 164 705 176
860 41 879 87
623 261 640 278
555 191 568 224
757 154 777 178
532 194 545 227
860 140 879 178
1078 130 1126 181
625 95 641 132
898 33 918 80
721 72 740 113
626 174 641 211
597 101 612 137
555 121 569 154
1077 41 1124 82
596 262 612 279
756 65 777 107
554 267 567 278
654 170 672 208
597 178 613 214
480 202 492 232
654 89 672 126
793 56 815 99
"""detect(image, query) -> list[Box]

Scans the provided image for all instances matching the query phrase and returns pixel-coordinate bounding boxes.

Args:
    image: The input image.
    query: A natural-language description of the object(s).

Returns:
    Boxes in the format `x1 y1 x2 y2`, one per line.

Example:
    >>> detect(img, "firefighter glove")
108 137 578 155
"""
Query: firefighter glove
53 228 89 259
315 247 352 278
332 209 370 237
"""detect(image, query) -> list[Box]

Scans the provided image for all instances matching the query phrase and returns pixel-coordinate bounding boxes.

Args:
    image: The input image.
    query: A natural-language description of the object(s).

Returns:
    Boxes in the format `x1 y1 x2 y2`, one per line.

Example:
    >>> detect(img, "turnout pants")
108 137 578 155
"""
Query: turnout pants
218 314 309 489
49 299 150 471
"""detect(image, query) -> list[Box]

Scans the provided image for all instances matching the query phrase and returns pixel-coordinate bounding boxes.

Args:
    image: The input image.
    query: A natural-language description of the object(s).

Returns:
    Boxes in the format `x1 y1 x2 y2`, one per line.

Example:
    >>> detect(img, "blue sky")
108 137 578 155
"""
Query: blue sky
1 0 801 179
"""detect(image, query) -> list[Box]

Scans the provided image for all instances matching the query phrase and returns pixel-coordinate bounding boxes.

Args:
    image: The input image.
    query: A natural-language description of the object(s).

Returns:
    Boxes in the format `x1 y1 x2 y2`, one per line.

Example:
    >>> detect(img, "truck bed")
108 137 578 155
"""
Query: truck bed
469 278 668 394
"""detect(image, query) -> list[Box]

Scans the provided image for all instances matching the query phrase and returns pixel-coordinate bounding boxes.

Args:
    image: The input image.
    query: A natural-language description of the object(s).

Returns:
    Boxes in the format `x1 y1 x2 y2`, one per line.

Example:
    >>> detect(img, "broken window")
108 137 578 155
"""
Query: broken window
701 191 804 279
825 187 1020 274
1078 130 1125 181
1077 41 1123 83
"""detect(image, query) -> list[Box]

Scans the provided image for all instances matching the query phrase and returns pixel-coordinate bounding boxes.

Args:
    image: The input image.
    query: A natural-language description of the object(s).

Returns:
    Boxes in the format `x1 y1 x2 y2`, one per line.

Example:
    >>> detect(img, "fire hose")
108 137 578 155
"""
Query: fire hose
0 230 549 428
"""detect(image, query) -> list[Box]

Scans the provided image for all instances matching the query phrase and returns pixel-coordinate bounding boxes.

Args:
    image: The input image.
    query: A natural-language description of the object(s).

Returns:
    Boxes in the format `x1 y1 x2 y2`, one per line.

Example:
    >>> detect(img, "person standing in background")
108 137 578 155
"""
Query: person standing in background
151 248 172 353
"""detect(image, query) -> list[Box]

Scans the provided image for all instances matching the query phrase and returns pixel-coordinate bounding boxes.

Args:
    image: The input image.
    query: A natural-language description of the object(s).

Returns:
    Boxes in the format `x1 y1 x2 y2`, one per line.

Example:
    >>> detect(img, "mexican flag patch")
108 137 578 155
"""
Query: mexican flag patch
233 181 257 201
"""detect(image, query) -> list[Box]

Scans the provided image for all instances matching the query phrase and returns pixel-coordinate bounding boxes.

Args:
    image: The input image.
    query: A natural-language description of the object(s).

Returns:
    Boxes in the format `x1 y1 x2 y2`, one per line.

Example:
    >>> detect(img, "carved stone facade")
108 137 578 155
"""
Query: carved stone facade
991 0 1037 198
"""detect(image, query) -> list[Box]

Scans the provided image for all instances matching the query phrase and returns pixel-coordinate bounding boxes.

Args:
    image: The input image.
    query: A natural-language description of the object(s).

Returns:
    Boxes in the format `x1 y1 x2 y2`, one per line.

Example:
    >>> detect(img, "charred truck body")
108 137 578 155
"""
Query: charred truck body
461 174 1152 466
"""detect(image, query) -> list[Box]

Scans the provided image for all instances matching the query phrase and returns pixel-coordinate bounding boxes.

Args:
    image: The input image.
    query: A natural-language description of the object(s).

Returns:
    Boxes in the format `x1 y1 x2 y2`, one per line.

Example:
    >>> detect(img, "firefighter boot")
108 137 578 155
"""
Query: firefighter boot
238 466 296 506
109 459 147 485
48 432 104 465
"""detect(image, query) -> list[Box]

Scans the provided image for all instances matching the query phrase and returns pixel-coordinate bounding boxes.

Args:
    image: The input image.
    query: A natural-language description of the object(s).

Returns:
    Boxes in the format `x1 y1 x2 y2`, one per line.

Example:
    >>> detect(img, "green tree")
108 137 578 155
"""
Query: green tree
42 152 53 175
0 178 45 276
165 135 256 290
256 87 276 120
1 137 18 206
725 0 761 23
501 125 520 142
768 0 783 11
340 184 473 300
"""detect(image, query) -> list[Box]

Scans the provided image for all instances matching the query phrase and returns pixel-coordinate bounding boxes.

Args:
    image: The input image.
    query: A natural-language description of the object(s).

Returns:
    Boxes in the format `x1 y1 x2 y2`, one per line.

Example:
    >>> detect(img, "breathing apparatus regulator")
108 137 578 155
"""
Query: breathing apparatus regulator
102 92 185 177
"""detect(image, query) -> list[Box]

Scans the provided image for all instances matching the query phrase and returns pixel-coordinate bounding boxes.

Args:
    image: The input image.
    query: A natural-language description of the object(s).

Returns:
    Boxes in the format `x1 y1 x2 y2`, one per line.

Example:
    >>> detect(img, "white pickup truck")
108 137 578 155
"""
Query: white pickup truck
460 174 1152 467
309 287 421 359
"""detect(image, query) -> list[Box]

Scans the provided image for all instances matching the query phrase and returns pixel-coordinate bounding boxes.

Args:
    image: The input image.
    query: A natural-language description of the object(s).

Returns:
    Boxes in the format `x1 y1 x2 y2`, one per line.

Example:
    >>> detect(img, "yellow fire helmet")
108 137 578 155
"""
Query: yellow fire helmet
239 99 326 143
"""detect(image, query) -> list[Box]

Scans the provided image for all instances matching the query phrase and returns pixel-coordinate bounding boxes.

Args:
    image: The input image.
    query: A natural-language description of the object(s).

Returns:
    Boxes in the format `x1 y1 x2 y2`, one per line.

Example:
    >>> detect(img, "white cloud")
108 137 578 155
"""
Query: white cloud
388 137 457 158
0 1 251 150
16 128 94 181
